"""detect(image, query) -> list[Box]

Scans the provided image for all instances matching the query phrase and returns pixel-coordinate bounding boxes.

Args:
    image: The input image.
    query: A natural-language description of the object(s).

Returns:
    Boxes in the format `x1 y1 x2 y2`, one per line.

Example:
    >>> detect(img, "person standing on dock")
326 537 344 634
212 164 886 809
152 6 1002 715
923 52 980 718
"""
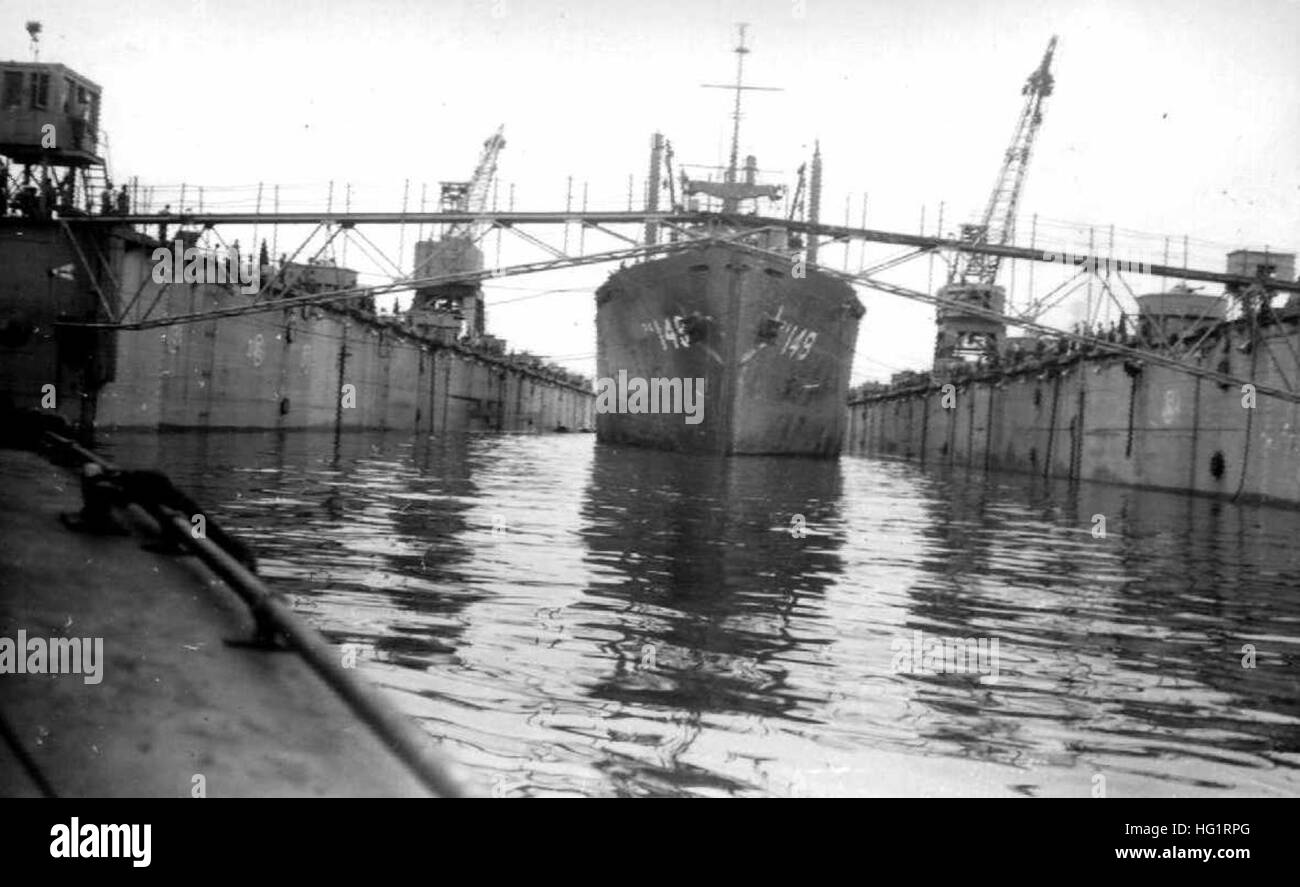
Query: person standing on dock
157 204 170 242
116 185 130 216
100 182 114 215
39 173 56 219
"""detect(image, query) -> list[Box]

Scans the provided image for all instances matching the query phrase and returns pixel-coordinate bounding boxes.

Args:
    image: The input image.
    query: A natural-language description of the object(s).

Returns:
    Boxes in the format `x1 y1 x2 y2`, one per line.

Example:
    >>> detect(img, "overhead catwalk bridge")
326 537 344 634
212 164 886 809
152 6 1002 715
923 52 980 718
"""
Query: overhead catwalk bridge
34 209 1300 296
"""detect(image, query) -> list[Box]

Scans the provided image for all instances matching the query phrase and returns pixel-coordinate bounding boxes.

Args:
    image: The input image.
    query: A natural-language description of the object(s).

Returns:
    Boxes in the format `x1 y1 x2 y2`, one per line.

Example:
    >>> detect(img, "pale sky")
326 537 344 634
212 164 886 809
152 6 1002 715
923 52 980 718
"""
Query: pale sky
4 0 1297 382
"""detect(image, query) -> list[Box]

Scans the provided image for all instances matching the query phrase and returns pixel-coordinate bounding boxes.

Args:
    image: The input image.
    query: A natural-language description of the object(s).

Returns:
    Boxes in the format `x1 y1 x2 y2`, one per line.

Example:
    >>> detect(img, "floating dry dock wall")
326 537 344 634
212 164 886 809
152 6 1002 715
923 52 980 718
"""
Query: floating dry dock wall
0 221 594 433
846 318 1300 506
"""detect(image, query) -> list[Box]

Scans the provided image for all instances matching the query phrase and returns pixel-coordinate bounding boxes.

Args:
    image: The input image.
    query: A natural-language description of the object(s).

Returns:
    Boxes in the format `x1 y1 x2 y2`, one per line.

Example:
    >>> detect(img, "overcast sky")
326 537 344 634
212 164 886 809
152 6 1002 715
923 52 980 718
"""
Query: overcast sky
5 0 1297 382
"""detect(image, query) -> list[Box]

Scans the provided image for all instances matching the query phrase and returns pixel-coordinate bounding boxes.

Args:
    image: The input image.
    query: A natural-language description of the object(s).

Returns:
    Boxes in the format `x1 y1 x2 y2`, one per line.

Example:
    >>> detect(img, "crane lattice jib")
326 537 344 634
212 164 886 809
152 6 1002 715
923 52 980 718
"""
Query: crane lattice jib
443 126 505 243
958 36 1057 287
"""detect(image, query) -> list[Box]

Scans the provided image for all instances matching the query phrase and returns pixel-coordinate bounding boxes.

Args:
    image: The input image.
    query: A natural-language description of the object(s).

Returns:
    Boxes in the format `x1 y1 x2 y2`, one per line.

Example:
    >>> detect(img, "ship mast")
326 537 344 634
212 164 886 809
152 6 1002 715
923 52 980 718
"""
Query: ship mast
26 21 42 61
725 24 748 190
701 24 781 213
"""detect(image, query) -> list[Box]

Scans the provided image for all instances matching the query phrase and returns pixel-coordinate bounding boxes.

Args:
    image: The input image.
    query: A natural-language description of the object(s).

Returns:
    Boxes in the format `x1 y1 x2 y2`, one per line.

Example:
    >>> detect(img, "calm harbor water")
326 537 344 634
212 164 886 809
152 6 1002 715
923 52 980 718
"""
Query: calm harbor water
98 429 1300 797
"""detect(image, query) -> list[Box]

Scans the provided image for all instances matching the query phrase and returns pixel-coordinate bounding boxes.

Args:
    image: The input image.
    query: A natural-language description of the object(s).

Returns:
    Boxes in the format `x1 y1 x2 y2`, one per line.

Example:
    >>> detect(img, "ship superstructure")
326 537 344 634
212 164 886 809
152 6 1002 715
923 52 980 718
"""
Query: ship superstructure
595 27 863 456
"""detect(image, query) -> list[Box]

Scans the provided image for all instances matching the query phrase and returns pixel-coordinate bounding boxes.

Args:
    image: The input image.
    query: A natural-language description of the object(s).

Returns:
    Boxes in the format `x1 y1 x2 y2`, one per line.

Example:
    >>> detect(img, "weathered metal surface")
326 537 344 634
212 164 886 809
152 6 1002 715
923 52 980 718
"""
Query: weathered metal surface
596 243 862 456
0 449 446 797
0 222 594 434
846 320 1300 505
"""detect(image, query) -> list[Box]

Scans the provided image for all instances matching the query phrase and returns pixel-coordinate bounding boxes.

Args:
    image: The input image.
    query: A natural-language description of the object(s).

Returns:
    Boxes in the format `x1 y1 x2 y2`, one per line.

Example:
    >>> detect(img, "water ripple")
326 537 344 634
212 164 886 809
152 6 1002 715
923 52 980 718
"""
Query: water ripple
97 429 1300 797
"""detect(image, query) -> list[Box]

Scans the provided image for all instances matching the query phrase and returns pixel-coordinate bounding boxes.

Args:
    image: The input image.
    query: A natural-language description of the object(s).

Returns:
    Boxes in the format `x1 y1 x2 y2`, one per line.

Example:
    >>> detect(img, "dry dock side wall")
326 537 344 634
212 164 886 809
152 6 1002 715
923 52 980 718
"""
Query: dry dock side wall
96 288 594 433
846 326 1300 506
0 224 593 433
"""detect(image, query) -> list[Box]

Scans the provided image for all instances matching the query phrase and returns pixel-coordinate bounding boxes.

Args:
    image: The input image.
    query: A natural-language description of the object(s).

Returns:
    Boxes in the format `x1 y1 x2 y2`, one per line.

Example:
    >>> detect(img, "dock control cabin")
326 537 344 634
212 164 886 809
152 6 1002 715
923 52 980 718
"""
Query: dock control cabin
1226 249 1296 285
0 61 102 166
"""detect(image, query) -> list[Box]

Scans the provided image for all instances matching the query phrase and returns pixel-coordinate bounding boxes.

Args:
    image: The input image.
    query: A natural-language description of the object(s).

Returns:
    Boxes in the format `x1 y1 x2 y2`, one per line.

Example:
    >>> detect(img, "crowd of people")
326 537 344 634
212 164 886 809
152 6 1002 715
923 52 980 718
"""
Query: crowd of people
0 161 131 220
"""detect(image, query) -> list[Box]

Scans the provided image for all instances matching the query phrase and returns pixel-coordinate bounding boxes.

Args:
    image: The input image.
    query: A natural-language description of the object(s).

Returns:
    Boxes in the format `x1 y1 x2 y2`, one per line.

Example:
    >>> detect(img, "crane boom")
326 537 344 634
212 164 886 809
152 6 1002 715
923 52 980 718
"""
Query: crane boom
439 125 505 243
953 36 1057 287
933 37 1058 375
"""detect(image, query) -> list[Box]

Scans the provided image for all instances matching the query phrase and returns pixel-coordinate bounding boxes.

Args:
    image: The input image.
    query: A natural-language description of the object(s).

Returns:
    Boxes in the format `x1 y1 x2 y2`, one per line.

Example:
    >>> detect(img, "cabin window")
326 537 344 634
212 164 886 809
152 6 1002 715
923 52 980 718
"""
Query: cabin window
1 71 22 109
29 72 50 110
63 77 74 112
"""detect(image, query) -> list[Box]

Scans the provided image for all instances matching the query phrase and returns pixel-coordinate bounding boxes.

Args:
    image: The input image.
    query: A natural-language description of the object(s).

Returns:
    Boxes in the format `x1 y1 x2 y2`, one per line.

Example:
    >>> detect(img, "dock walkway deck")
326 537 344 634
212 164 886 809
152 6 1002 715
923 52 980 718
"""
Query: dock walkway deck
0 448 439 797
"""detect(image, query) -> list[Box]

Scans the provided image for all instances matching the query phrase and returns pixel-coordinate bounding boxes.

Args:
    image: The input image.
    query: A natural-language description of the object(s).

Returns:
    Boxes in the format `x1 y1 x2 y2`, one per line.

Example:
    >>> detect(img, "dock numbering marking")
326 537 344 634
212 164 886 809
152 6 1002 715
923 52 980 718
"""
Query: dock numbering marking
0 631 104 685
594 370 705 425
50 819 150 868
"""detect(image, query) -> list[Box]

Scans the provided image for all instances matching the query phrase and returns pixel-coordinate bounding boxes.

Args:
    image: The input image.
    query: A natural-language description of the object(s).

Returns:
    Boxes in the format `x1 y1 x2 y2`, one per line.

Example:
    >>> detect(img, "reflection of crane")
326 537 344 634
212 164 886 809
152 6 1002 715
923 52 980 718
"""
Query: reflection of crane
934 37 1058 373
438 125 505 244
950 36 1057 288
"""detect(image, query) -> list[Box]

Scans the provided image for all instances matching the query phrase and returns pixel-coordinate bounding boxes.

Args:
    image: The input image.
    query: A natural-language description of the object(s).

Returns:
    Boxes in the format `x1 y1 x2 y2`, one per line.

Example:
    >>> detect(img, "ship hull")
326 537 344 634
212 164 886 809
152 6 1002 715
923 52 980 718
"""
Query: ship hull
595 243 862 456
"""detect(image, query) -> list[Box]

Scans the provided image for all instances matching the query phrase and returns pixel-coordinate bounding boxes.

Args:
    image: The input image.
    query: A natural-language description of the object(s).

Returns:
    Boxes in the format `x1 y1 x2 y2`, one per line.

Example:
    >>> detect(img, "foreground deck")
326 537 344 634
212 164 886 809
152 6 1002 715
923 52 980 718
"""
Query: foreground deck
0 448 453 797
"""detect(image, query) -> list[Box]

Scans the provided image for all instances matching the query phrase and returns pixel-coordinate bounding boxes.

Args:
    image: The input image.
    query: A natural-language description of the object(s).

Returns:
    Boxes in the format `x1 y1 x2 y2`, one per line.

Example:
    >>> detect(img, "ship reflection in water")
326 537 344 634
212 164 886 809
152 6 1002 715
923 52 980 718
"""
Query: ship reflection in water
98 431 1300 797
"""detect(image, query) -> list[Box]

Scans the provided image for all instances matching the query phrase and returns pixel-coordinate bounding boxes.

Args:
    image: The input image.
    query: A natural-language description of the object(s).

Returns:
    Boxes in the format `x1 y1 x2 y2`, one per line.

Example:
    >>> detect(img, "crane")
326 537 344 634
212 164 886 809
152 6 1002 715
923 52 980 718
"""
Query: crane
787 162 806 223
438 125 506 244
934 36 1058 372
950 36 1058 288
410 127 506 341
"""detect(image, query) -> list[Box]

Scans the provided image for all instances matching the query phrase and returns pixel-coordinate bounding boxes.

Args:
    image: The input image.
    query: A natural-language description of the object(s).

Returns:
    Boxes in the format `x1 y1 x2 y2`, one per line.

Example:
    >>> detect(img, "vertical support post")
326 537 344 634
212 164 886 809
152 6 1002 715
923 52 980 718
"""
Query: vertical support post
252 182 263 264
1009 213 1017 307
398 178 409 275
807 140 822 265
1028 213 1037 315
843 194 851 269
1107 223 1116 323
644 133 663 247
564 175 573 254
341 183 351 267
272 184 280 261
857 192 869 271
1086 226 1095 323
491 181 501 272
418 182 427 243
580 181 588 256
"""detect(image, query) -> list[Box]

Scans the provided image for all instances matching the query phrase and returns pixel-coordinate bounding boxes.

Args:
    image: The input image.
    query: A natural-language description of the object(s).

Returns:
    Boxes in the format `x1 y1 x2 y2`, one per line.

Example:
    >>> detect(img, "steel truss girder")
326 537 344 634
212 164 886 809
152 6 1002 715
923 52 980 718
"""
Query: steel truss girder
51 210 1300 295
61 240 706 332
721 240 1300 405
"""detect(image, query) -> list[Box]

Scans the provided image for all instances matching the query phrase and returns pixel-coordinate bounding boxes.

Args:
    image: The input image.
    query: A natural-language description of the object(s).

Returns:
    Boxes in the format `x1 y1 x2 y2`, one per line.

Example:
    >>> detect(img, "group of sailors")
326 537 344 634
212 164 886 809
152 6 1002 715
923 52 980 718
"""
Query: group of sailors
0 161 131 220
976 319 1134 373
